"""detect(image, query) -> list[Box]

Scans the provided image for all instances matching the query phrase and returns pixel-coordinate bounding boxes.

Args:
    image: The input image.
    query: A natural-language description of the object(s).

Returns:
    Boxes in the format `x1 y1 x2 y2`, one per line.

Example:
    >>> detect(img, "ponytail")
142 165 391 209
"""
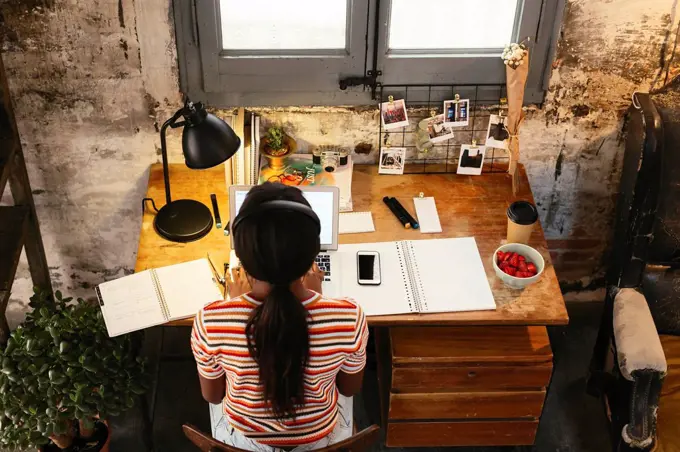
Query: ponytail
246 284 309 419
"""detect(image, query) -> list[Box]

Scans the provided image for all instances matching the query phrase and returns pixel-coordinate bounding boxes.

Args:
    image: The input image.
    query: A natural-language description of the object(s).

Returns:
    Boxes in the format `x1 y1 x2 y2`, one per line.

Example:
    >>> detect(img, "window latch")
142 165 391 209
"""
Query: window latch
339 70 382 99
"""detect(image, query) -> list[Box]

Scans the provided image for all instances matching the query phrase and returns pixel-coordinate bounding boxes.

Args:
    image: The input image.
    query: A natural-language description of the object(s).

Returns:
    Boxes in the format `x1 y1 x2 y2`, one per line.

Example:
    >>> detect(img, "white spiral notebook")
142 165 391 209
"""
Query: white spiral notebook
333 237 496 316
96 259 223 337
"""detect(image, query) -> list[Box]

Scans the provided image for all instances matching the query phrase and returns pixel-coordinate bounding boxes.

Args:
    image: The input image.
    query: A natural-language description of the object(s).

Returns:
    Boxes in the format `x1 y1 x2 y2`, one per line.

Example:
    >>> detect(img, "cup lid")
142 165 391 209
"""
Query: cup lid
507 201 538 225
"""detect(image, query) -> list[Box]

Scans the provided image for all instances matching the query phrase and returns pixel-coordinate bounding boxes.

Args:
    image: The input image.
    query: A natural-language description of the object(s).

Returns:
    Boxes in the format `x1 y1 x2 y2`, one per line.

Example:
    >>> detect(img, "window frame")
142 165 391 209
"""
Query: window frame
174 0 376 106
174 0 564 106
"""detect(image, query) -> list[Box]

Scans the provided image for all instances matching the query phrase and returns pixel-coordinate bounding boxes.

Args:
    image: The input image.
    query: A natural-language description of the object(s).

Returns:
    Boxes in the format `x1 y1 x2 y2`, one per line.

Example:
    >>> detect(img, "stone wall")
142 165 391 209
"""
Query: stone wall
1 0 679 325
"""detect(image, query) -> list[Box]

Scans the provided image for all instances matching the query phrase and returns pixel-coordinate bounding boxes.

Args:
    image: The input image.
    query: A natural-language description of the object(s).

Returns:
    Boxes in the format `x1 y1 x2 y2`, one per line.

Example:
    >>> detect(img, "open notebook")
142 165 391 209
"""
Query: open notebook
333 238 496 316
96 259 223 337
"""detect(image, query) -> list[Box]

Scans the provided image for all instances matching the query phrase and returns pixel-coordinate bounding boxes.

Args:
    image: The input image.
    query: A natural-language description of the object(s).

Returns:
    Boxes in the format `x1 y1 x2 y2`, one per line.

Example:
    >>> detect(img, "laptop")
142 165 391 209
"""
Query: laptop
228 185 341 296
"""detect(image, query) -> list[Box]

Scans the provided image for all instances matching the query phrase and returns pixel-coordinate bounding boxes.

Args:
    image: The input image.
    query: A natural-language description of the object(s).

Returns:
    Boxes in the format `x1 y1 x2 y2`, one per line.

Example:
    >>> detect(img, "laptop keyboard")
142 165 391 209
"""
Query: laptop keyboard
315 254 332 282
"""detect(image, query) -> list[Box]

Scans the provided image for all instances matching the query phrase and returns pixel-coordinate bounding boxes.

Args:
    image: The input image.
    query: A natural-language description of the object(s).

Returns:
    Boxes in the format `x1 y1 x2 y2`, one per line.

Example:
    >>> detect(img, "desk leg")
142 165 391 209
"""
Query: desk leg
373 327 392 428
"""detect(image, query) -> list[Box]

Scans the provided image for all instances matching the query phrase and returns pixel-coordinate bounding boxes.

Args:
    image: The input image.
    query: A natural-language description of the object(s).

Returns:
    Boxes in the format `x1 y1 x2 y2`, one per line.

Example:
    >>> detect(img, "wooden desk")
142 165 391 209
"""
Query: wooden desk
135 163 568 447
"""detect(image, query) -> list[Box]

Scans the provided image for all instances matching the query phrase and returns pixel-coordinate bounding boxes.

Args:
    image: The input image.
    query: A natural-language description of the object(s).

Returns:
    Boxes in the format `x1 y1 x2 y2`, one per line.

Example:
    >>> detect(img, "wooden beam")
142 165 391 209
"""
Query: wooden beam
0 52 52 294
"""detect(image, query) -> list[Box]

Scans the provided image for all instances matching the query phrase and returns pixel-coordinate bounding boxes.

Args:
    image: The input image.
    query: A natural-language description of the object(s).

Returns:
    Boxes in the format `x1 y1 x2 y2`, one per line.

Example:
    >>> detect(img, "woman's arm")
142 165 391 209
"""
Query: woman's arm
336 369 365 397
198 375 226 404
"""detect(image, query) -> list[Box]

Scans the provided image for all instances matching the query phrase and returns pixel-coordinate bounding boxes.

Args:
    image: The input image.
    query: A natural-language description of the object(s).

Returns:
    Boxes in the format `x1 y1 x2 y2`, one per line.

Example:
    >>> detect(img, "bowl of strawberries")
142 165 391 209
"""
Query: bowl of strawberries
493 243 545 289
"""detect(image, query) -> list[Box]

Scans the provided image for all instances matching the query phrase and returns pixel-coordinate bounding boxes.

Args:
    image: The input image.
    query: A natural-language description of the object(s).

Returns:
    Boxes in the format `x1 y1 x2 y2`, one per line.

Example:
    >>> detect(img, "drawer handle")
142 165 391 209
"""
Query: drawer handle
467 371 477 378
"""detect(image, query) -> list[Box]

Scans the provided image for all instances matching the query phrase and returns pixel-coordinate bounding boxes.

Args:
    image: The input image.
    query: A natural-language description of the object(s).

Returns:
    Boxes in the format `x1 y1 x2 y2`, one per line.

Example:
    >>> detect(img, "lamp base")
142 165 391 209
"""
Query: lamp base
154 199 213 243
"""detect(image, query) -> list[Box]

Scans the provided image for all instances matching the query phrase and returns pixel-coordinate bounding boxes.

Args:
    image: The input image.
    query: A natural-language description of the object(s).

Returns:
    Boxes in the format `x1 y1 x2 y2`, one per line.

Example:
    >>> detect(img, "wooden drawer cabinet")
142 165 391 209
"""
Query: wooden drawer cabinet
385 326 553 447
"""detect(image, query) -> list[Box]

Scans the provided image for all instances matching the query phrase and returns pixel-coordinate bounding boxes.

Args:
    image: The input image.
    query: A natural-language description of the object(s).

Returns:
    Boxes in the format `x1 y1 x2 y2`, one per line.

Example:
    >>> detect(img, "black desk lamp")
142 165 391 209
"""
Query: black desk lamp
155 101 241 242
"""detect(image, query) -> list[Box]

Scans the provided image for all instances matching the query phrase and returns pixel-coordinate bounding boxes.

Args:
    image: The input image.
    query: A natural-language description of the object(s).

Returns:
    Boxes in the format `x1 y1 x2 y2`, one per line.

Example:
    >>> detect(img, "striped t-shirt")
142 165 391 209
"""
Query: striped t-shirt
191 291 369 447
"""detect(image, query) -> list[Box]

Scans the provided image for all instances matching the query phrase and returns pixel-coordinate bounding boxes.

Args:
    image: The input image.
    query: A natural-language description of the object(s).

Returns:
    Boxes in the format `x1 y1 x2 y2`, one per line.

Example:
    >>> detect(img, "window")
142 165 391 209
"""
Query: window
174 0 563 106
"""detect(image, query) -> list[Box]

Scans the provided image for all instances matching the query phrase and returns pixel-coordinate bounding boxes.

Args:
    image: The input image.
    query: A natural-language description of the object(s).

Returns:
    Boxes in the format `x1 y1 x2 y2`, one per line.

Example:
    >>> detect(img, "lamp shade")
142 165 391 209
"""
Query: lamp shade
182 109 241 169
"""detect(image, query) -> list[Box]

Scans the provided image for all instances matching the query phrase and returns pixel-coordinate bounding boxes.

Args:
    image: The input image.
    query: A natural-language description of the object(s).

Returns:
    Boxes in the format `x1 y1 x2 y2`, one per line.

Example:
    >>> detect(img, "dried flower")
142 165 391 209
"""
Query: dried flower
501 42 528 70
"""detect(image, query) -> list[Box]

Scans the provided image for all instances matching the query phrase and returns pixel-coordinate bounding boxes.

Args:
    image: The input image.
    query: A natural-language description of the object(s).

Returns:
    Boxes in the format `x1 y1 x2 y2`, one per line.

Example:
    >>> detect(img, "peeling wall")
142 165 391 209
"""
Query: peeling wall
1 0 679 323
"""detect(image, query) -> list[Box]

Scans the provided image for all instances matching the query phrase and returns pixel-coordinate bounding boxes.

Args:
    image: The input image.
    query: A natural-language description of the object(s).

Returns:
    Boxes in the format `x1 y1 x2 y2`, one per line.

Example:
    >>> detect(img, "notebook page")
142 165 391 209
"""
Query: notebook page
335 242 413 316
154 259 224 320
409 237 496 313
98 271 166 337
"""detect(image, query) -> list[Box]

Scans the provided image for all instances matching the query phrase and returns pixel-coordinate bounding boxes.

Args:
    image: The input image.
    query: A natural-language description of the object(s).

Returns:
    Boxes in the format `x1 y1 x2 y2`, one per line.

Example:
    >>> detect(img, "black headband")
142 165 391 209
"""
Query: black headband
232 200 321 233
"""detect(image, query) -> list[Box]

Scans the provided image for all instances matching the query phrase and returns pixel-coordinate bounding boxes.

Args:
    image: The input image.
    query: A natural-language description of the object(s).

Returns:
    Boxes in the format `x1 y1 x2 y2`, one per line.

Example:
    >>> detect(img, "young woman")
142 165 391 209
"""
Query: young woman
191 183 369 451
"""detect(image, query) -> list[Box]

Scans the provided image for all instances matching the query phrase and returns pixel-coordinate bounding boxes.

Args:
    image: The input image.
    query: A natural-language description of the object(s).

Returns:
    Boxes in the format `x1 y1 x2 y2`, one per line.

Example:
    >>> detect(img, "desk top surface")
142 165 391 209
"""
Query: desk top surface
136 163 568 327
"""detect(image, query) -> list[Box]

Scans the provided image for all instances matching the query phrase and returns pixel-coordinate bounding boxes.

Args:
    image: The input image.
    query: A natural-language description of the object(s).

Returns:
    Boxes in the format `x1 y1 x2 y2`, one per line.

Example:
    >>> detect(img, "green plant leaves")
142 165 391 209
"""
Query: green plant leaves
0 289 149 449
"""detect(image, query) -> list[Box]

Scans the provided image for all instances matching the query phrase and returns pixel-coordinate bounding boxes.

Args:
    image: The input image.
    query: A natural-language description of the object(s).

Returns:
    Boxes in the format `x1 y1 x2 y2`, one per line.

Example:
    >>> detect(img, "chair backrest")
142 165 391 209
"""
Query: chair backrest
182 424 381 452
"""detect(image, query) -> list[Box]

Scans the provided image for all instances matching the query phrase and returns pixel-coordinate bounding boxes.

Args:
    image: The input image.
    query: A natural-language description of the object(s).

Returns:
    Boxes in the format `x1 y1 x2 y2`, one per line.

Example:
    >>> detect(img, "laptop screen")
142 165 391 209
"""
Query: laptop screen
233 190 335 247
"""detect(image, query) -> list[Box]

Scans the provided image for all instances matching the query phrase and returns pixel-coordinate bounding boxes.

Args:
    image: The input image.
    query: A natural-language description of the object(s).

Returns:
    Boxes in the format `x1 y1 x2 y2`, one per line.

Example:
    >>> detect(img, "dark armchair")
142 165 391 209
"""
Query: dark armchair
589 91 680 451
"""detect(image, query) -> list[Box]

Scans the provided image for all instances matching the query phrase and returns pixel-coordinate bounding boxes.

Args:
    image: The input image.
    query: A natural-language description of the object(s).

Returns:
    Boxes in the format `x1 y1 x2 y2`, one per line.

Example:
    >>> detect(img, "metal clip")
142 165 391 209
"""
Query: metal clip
388 95 394 104
419 192 425 198
454 93 460 103
430 109 437 117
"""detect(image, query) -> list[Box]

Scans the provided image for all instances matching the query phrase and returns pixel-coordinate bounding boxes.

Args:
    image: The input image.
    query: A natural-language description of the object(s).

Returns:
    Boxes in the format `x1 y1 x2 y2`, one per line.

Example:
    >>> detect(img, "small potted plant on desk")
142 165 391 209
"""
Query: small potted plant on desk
261 125 297 171
0 290 148 451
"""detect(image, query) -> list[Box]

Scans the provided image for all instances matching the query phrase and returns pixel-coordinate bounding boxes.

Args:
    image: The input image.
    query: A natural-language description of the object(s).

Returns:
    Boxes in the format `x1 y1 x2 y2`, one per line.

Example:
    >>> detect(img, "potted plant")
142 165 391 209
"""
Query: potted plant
0 290 148 451
261 126 297 171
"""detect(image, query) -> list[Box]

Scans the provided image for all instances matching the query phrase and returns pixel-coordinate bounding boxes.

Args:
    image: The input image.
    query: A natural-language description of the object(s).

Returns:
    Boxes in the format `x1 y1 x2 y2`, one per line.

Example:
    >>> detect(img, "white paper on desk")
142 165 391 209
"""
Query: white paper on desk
410 237 496 313
154 259 224 319
414 197 442 233
339 212 375 234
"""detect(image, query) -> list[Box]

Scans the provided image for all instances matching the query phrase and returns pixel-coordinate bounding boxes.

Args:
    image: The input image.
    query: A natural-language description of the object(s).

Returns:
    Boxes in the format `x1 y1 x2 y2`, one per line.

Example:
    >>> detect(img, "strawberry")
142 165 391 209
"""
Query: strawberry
517 271 530 278
502 252 512 263
518 255 526 262
505 267 517 276
497 251 505 264
509 254 520 268
527 263 537 273
518 261 528 272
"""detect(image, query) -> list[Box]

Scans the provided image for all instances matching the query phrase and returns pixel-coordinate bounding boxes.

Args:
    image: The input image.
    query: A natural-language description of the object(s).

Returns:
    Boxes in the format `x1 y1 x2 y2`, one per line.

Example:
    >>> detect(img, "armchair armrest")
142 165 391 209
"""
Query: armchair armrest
614 288 667 379
613 288 667 449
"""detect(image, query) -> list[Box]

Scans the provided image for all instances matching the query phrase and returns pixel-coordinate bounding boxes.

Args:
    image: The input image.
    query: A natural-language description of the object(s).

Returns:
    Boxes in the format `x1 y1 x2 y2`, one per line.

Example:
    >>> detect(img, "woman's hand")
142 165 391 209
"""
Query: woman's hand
227 266 251 298
302 263 325 294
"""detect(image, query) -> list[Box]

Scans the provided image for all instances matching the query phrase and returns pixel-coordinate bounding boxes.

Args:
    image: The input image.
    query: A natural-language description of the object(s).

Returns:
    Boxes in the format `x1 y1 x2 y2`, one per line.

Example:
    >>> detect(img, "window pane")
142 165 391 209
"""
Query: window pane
389 0 518 50
220 0 348 50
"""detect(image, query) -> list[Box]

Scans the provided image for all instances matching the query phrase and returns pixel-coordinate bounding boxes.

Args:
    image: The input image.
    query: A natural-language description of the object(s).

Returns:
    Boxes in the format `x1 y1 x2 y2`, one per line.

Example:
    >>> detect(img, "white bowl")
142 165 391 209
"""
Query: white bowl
492 243 545 289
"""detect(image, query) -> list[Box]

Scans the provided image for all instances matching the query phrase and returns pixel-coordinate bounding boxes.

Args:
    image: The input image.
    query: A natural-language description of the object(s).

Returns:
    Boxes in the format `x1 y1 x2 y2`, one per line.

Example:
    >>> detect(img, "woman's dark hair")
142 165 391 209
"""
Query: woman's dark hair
232 182 320 419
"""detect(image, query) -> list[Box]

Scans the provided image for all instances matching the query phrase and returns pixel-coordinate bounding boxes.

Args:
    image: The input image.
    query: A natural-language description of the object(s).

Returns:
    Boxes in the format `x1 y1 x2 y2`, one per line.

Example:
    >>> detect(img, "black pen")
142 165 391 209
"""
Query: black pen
391 197 419 229
210 194 222 229
383 196 411 229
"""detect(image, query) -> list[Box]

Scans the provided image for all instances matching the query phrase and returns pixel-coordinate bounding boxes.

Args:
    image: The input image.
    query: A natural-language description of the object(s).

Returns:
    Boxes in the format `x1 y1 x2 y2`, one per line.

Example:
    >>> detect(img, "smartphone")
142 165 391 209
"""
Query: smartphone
357 251 381 286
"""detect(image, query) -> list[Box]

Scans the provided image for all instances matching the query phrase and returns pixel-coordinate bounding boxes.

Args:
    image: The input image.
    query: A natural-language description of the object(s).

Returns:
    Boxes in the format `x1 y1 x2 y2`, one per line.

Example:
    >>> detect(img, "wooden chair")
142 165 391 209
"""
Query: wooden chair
182 424 381 452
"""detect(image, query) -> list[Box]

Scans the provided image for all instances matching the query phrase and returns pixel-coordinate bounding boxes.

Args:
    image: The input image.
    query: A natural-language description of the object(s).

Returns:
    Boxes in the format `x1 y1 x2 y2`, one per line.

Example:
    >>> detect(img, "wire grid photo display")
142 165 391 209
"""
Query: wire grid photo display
377 84 510 174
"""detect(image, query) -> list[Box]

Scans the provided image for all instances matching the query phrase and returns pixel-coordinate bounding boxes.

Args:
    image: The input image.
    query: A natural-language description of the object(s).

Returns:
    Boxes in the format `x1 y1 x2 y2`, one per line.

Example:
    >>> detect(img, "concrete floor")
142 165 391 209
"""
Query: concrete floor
110 302 612 452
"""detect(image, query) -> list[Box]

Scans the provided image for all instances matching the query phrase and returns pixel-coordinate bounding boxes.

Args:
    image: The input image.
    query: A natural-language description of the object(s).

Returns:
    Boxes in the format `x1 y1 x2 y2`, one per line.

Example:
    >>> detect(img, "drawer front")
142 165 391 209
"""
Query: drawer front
392 364 553 392
386 420 538 447
389 391 546 420
391 326 553 366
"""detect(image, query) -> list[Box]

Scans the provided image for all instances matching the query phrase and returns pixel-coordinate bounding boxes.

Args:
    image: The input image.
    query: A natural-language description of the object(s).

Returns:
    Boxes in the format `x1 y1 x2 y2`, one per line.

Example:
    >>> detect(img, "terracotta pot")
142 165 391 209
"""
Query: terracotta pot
40 420 109 452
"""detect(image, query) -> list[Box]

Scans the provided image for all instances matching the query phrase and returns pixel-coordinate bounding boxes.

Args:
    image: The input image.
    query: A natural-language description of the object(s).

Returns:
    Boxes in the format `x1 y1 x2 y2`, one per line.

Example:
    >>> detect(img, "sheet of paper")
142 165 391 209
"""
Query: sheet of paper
339 212 375 234
155 259 224 320
414 197 442 233
410 237 496 313
98 271 166 337
334 242 413 316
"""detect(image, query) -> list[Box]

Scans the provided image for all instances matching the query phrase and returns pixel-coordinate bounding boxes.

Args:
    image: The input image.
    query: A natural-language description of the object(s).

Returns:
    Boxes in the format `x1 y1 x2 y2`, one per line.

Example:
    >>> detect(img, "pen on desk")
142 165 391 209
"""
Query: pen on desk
210 194 222 229
383 196 411 229
391 197 419 229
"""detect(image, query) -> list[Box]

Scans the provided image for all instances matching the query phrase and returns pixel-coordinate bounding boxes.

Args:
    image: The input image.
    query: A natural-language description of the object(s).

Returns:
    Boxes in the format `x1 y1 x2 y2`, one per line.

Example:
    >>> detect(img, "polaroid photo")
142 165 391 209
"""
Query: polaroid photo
457 144 486 176
380 98 409 130
443 99 470 127
485 114 509 149
425 114 455 144
379 147 406 175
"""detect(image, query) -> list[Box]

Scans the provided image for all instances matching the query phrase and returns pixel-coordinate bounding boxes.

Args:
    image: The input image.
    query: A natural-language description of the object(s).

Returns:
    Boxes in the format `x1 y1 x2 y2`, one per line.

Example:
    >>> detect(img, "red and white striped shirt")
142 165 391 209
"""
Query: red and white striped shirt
191 292 369 447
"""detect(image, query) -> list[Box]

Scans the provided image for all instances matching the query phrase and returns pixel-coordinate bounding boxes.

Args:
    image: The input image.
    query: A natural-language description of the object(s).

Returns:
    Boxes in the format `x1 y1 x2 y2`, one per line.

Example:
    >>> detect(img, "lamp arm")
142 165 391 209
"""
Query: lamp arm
160 109 185 205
